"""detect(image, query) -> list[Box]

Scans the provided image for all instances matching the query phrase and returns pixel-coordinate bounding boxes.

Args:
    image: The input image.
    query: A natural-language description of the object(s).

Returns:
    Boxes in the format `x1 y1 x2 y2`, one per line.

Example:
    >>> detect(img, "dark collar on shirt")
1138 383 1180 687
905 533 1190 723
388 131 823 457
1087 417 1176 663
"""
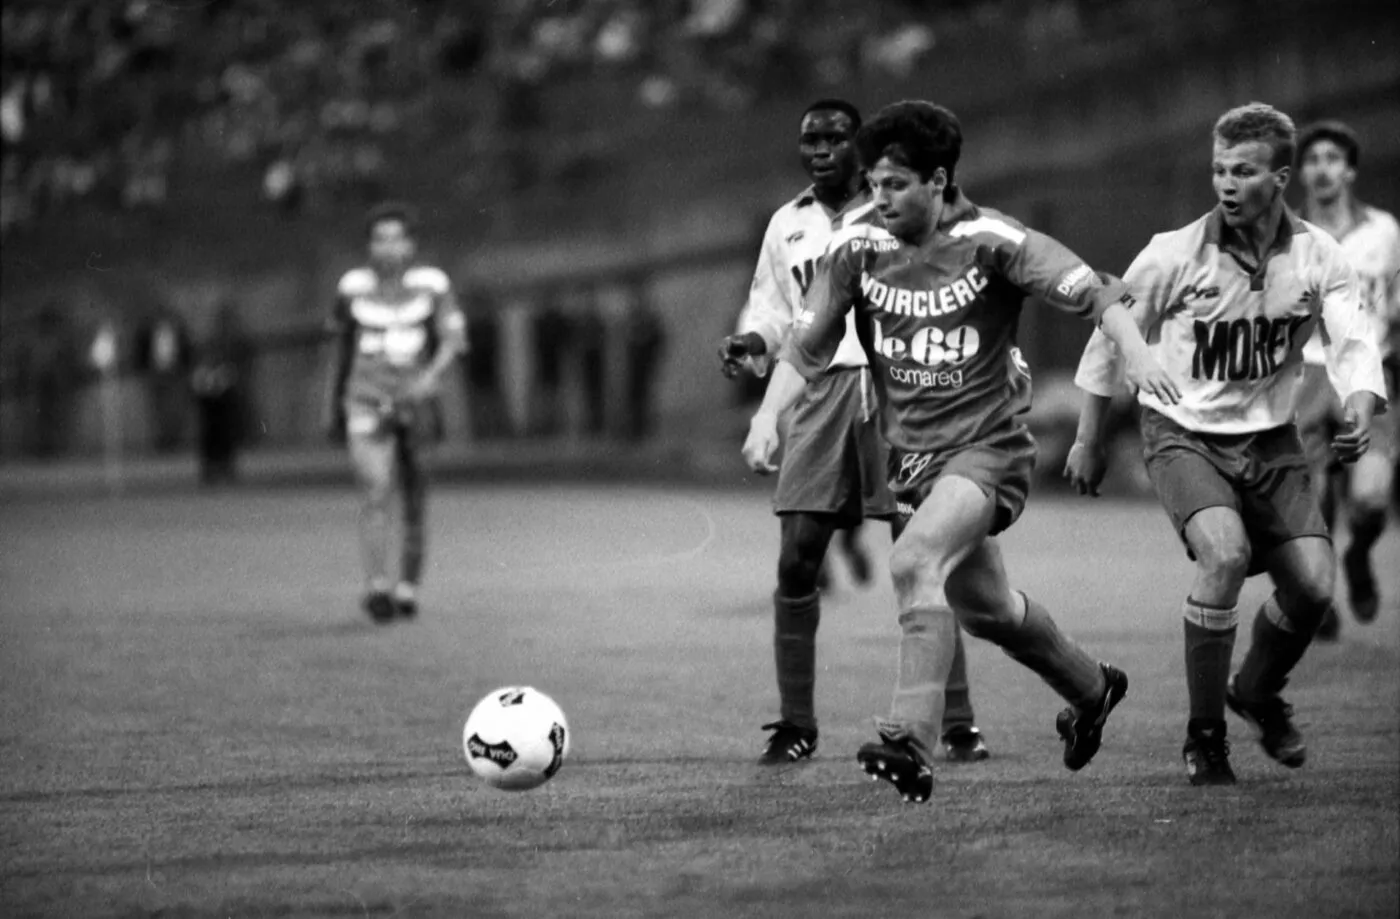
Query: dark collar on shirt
794 178 872 214
1204 204 1305 257
1205 204 1306 290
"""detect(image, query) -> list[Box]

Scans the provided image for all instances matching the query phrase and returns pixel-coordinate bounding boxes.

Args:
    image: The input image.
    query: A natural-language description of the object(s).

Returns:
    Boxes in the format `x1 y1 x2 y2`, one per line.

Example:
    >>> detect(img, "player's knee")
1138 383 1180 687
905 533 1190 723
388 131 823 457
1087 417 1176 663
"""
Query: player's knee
776 542 823 596
888 539 951 602
361 473 394 508
897 603 953 636
945 575 1016 634
1193 534 1251 585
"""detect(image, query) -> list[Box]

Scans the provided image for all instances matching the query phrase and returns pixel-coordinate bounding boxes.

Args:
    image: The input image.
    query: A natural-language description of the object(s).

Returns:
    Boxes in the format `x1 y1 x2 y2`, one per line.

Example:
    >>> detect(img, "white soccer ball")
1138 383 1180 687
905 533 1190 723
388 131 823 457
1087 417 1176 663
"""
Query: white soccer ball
462 686 570 791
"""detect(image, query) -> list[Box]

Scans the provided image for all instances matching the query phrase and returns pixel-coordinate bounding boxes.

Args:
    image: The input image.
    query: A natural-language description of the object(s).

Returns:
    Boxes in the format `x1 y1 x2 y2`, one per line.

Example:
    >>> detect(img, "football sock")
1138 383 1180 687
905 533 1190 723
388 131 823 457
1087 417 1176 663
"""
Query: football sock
941 627 975 733
400 464 427 586
1182 597 1238 723
774 591 821 731
972 593 1105 712
1234 593 1312 700
888 603 957 750
393 581 417 602
358 501 390 591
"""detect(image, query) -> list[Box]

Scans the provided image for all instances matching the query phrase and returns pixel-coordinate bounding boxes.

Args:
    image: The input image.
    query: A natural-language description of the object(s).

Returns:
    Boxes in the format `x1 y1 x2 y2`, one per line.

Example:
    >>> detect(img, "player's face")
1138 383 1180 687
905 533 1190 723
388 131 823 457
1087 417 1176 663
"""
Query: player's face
1212 139 1288 230
1299 139 1354 207
368 219 416 270
799 110 858 191
869 157 945 243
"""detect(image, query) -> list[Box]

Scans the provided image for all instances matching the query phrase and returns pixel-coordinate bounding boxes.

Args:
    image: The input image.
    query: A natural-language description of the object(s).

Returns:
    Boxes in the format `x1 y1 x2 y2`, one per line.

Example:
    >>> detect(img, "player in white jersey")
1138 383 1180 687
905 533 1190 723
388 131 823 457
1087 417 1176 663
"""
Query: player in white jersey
1068 103 1388 785
719 100 989 765
325 202 467 623
1294 120 1400 634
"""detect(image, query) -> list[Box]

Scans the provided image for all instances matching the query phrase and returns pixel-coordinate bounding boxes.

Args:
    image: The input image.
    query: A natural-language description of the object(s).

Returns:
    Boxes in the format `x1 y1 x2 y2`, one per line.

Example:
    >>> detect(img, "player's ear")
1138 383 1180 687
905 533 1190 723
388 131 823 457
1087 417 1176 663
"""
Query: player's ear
928 167 948 196
1274 164 1291 195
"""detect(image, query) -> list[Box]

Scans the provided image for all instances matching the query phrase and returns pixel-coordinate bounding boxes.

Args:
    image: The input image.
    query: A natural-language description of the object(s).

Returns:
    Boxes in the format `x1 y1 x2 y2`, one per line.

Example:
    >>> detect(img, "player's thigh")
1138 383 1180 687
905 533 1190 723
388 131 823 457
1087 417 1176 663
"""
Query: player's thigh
1260 535 1335 610
888 473 996 595
1140 410 1245 568
346 414 397 498
944 536 1018 625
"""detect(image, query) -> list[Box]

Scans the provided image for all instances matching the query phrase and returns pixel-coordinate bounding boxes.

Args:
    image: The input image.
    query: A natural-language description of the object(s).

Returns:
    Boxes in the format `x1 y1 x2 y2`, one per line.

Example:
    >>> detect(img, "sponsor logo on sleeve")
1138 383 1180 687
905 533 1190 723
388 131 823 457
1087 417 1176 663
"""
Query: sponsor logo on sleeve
1055 264 1097 299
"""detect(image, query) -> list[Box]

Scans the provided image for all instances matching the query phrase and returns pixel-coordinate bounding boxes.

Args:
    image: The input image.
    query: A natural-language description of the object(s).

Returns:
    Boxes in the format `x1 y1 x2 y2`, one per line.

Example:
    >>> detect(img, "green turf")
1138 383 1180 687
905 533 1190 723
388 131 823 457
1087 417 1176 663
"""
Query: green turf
2 486 1397 918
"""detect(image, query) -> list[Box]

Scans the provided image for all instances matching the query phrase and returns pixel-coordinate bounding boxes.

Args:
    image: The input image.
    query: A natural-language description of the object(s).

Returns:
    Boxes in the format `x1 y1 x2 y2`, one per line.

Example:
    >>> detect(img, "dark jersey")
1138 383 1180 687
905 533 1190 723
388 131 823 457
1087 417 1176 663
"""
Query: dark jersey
782 190 1125 454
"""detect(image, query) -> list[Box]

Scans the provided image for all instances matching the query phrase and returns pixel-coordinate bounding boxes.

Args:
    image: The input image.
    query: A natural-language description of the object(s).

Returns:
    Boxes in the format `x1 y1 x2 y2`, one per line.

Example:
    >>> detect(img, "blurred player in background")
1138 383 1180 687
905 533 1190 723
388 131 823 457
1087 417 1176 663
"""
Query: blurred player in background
1294 120 1400 637
744 101 1172 802
325 202 466 623
1069 103 1388 786
721 99 989 766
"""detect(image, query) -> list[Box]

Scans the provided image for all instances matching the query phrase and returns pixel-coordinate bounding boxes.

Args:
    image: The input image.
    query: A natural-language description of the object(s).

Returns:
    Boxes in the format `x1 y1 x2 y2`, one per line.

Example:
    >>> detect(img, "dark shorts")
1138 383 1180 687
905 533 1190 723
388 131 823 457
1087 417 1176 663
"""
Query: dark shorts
1140 408 1328 574
773 366 895 521
887 423 1037 537
345 393 443 450
1294 361 1398 473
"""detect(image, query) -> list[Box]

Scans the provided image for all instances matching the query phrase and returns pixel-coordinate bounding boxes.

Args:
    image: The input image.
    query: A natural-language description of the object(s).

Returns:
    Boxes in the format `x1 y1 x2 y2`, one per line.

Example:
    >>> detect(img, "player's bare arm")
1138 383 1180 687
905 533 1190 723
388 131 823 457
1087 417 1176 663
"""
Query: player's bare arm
404 296 467 403
324 299 356 442
1097 298 1181 406
1333 389 1378 463
742 359 808 473
1065 393 1114 497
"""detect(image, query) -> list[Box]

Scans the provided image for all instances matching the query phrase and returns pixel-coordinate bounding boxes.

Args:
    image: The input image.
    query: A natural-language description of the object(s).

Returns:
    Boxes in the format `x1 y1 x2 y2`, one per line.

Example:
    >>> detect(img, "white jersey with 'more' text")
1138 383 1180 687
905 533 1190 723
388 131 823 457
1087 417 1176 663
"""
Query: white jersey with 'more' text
1074 208 1388 434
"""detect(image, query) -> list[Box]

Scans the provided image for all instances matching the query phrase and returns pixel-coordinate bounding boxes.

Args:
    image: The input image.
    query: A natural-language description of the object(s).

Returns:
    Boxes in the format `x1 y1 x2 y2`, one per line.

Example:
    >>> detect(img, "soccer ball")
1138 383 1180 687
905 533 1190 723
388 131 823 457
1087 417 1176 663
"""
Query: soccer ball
462 686 570 791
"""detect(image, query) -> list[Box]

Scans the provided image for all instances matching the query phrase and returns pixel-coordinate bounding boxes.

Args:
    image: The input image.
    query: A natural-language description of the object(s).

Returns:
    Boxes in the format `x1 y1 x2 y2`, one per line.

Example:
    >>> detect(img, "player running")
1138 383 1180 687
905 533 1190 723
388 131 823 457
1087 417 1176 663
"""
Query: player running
721 99 990 767
1068 103 1388 785
1294 120 1400 637
744 100 1175 803
325 202 467 623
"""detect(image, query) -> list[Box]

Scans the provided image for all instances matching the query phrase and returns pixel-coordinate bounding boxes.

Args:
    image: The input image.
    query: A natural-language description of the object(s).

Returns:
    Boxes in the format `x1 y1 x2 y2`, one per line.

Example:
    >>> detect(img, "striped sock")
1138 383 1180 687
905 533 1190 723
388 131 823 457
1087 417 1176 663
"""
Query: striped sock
1182 597 1237 723
1234 593 1312 700
941 626 975 733
987 594 1105 712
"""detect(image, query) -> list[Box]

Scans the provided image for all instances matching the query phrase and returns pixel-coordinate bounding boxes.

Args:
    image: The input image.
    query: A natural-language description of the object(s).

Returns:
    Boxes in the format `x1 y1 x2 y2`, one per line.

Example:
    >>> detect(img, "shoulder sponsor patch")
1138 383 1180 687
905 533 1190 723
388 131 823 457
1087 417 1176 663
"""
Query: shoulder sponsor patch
1055 263 1096 299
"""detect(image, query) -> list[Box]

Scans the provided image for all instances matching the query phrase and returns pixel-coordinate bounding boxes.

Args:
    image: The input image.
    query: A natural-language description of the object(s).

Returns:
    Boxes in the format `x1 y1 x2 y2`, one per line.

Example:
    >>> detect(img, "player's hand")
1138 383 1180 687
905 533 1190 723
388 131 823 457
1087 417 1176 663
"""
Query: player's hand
1063 439 1108 497
719 332 767 379
742 411 781 474
1124 353 1181 406
1332 407 1371 464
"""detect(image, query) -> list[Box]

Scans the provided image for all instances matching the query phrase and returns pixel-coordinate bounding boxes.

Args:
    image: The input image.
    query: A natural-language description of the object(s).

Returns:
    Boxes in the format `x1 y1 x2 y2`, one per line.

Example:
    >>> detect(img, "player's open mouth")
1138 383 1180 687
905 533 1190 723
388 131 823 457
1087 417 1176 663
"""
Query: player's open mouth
1220 201 1240 215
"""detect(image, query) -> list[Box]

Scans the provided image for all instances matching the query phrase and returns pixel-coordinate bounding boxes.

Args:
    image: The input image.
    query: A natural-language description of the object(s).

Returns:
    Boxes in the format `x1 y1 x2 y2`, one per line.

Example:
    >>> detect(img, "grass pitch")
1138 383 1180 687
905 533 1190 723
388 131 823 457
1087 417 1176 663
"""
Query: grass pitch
2 484 1397 918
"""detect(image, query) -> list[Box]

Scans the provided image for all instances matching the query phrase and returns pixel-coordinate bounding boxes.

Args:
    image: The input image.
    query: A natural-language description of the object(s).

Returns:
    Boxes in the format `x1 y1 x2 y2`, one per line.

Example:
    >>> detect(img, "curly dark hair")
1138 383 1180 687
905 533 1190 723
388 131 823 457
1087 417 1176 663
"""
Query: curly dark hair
855 100 962 200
